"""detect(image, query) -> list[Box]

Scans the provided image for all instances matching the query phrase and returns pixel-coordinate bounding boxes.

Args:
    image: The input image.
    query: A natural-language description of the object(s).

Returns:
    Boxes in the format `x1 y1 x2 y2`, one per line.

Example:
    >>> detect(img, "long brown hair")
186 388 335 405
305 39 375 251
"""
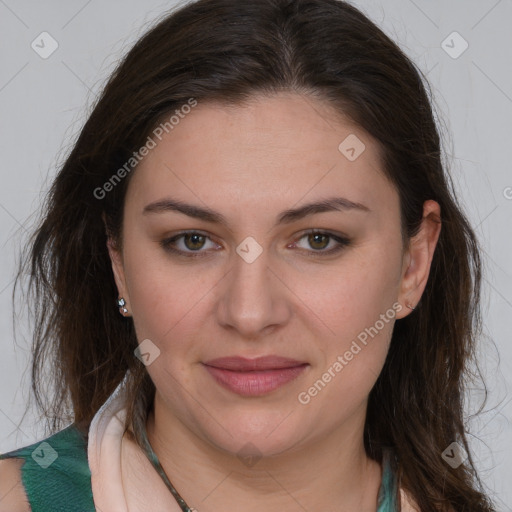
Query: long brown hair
15 0 495 510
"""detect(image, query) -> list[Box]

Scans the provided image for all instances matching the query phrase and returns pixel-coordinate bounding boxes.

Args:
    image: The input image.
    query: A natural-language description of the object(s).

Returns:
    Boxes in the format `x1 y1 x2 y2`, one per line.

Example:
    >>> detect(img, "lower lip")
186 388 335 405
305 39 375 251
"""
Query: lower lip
203 364 308 396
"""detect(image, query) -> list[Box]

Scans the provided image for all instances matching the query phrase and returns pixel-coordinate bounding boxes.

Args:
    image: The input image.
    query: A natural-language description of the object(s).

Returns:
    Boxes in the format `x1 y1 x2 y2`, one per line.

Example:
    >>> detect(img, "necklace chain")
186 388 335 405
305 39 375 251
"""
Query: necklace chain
135 411 195 512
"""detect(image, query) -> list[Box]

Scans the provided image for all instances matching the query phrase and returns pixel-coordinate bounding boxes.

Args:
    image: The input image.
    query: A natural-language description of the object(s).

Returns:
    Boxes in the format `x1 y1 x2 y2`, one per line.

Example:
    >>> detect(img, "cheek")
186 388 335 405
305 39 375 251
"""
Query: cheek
292 237 403 407
122 241 213 348
295 284 398 430
298 240 403 343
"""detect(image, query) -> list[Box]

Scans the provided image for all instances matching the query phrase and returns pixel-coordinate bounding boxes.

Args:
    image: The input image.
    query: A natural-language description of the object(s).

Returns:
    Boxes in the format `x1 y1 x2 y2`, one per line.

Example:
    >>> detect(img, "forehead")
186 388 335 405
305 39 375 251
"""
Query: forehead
125 92 397 222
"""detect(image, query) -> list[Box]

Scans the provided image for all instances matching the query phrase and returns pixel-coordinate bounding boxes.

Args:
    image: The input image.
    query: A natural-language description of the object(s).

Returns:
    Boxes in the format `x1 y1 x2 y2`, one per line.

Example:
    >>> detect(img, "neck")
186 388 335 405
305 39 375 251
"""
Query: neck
145 391 383 512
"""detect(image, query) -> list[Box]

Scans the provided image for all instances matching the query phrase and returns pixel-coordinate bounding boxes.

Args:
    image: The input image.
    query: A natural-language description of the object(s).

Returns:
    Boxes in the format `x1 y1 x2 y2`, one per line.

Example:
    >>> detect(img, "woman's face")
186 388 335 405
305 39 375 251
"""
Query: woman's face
110 92 422 457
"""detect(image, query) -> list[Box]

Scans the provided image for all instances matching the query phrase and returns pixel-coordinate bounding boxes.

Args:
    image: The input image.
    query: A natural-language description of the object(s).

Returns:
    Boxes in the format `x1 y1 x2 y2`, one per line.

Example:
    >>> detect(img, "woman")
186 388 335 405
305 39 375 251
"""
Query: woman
0 0 497 510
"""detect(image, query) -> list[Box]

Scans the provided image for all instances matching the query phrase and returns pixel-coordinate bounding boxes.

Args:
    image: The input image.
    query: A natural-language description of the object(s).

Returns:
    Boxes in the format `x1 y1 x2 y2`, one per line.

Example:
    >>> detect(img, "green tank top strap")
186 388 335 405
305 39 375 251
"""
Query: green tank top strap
0 423 95 512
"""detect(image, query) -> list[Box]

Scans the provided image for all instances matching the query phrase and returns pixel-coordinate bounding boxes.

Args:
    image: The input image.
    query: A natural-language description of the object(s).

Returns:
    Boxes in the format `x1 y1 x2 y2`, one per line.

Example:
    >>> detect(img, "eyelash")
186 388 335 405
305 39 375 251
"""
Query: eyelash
160 230 351 259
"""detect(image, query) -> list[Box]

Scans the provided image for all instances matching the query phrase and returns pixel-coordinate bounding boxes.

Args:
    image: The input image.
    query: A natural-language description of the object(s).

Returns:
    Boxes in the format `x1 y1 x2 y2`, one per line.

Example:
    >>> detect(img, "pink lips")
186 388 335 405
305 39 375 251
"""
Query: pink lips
203 356 308 396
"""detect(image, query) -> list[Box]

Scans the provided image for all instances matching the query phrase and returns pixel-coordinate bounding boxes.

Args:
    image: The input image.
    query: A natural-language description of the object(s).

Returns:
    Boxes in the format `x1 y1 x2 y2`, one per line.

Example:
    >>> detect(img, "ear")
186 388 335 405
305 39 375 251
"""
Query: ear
103 212 131 312
395 200 441 319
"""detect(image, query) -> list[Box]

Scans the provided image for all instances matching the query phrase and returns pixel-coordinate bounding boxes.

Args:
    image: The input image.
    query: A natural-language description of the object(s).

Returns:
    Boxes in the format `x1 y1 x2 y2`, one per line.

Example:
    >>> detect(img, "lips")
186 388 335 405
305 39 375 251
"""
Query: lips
205 356 306 371
203 356 308 396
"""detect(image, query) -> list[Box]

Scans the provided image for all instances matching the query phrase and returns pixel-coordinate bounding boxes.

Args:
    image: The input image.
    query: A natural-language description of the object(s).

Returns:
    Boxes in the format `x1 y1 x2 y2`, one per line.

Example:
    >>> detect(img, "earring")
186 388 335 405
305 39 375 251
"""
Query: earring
117 297 129 315
405 301 416 311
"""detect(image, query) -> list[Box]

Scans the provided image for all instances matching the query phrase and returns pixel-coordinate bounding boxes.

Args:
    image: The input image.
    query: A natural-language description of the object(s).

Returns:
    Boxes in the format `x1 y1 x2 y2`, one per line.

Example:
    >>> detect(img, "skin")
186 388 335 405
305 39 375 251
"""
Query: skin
107 92 441 511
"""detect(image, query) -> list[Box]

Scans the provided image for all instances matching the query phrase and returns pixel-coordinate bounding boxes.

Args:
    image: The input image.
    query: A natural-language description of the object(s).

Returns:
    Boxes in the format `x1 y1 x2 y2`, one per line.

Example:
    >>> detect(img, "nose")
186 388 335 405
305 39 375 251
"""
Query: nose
215 243 292 340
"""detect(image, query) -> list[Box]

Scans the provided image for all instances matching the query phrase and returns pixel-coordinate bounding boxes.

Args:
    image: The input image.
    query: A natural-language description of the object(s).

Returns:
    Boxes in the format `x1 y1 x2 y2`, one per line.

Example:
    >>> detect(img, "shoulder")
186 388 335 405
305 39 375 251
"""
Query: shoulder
0 458 30 511
0 424 95 511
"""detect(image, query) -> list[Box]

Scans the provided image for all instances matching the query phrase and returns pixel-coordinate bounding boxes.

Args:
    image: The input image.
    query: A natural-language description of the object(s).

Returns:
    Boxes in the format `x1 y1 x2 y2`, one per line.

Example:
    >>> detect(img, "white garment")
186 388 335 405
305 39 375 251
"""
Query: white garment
88 372 180 512
88 371 132 511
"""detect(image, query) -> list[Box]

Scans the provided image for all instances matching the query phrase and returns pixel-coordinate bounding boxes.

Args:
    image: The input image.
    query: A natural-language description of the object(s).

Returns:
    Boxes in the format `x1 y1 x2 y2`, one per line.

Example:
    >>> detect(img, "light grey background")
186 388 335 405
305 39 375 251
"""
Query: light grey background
0 0 510 509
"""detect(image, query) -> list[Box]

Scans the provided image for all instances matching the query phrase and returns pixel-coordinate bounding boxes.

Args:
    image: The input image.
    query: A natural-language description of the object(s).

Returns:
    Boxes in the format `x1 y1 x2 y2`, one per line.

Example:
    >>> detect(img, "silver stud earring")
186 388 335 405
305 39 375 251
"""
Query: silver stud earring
405 301 416 311
117 297 129 315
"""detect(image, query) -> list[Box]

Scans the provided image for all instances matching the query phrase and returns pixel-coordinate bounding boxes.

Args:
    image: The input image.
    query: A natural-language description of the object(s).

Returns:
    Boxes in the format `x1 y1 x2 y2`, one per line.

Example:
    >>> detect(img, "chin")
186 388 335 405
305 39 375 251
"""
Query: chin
198 409 309 460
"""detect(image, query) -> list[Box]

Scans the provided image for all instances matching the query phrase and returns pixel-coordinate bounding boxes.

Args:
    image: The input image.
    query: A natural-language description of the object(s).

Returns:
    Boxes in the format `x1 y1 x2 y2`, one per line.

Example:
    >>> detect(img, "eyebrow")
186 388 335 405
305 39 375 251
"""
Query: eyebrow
142 196 370 227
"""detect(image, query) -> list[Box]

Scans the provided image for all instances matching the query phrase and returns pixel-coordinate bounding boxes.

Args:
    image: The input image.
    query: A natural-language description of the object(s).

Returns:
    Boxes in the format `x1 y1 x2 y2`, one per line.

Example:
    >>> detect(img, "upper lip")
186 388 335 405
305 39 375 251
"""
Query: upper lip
203 356 307 371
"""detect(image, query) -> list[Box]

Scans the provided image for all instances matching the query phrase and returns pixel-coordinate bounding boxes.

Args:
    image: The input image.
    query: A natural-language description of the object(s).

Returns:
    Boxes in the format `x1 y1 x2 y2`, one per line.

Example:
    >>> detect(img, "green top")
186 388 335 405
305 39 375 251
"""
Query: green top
0 424 94 511
0 424 399 511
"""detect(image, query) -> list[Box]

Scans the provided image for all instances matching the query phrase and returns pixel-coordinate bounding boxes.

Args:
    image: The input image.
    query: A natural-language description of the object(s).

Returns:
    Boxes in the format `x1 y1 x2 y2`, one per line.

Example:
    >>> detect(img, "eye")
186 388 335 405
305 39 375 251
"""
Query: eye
160 231 221 258
291 230 351 256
